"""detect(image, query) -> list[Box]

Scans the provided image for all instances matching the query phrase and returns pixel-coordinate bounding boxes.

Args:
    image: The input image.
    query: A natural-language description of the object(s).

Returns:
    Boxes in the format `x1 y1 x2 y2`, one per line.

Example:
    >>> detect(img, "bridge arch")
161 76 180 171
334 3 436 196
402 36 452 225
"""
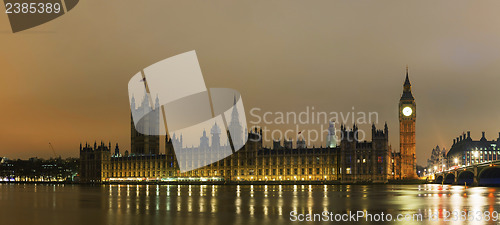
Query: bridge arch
444 173 455 184
478 166 500 186
457 170 474 185
435 175 444 184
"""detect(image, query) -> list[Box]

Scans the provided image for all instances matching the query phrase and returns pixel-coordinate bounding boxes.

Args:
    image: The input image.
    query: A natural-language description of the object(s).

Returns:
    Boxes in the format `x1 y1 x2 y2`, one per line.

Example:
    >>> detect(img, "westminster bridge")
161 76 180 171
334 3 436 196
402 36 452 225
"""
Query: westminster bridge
432 160 500 186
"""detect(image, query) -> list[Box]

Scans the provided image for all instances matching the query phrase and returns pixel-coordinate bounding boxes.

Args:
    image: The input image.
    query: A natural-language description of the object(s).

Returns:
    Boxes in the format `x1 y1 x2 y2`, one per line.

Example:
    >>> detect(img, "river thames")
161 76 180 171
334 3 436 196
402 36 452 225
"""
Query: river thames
0 184 499 225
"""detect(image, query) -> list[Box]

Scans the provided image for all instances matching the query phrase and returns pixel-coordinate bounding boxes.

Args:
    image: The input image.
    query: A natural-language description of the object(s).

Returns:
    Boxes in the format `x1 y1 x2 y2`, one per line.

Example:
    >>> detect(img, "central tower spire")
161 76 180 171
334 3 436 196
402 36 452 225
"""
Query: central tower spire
404 65 411 87
401 66 414 100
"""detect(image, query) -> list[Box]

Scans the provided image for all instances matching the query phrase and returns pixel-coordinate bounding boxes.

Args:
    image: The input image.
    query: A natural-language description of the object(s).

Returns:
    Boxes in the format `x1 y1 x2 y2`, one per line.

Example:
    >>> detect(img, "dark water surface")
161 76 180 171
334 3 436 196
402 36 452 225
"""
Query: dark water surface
0 184 499 225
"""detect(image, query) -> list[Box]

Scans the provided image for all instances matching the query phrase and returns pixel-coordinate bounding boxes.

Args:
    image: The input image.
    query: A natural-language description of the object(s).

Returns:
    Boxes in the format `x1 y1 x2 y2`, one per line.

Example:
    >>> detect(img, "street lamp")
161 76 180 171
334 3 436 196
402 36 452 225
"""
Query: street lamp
454 158 458 166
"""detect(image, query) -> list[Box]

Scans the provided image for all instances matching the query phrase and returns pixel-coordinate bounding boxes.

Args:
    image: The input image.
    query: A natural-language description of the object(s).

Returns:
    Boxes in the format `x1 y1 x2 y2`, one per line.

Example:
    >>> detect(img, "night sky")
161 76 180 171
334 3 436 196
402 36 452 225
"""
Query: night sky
1 1 500 165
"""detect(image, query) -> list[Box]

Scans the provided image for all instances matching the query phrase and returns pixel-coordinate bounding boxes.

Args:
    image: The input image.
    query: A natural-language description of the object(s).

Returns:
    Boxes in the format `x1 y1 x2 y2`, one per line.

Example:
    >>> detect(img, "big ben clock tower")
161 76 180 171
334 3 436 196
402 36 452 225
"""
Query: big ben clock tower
399 66 416 179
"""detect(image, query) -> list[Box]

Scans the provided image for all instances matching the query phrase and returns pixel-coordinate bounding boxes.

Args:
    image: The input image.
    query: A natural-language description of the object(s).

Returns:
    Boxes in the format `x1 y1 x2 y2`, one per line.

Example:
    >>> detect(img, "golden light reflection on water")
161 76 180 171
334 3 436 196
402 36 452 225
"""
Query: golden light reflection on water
211 186 217 213
235 196 241 215
2 184 500 225
200 184 205 197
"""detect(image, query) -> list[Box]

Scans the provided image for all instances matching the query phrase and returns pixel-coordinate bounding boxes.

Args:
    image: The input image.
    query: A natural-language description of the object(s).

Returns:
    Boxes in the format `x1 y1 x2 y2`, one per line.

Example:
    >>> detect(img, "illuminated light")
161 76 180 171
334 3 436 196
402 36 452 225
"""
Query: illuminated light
402 106 413 116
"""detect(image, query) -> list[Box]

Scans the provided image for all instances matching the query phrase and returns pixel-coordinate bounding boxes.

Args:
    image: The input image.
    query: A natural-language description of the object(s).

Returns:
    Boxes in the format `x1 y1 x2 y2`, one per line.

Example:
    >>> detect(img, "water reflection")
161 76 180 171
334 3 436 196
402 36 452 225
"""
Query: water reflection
0 184 499 225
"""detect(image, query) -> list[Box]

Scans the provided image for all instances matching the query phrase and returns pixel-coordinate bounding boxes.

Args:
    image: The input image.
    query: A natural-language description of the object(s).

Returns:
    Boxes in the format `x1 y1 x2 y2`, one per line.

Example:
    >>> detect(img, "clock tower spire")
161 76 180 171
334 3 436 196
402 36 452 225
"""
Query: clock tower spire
399 66 416 179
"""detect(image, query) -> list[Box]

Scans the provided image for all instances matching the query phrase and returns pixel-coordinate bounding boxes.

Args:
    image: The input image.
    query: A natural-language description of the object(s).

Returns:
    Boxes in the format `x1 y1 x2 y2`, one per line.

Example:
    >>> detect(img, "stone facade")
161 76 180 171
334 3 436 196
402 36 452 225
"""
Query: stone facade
80 123 391 183
399 67 417 179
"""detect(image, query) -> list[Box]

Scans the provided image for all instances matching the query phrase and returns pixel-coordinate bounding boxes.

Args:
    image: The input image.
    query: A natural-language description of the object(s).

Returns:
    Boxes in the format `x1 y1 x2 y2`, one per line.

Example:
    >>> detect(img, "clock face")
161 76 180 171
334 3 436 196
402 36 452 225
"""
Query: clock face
402 106 413 116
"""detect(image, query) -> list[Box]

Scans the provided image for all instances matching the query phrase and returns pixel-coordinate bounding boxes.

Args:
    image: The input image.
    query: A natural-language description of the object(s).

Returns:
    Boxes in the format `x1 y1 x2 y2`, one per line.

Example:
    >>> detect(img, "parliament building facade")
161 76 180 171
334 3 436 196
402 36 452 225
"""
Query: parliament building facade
80 70 416 183
80 125 392 183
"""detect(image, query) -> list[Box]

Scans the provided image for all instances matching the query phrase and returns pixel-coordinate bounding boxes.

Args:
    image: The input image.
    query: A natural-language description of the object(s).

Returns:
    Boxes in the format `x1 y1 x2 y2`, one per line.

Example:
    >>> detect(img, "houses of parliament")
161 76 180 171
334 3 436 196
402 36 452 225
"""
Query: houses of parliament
79 69 417 183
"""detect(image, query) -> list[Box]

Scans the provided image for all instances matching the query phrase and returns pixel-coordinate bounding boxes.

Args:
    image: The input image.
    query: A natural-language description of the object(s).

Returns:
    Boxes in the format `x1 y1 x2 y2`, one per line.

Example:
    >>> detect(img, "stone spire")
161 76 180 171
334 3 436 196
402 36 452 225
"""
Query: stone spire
401 65 414 100
404 65 411 87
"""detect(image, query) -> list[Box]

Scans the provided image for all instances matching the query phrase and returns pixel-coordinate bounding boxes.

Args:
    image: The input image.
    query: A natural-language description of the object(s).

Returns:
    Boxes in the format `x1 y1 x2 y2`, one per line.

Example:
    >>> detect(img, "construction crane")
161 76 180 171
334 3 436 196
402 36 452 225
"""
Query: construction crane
48 142 59 158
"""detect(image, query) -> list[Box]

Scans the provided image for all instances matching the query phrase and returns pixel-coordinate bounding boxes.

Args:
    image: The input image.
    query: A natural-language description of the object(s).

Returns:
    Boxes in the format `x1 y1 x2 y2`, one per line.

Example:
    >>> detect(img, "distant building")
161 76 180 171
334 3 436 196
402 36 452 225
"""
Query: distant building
80 103 392 183
390 152 401 179
130 93 160 155
427 145 447 173
0 157 78 182
339 123 391 182
326 121 337 148
79 142 113 183
447 131 500 167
